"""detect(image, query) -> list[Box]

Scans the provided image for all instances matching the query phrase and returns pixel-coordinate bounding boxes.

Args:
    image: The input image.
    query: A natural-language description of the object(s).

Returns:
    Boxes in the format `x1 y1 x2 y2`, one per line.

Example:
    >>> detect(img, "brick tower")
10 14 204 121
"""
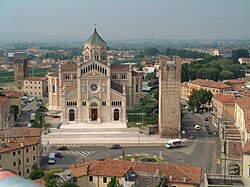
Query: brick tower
13 58 28 91
158 56 181 138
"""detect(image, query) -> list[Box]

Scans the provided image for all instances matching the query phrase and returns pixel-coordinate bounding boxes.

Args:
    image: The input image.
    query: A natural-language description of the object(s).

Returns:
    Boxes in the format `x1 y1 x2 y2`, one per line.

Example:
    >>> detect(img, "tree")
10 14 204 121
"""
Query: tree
107 177 120 187
61 182 79 187
219 70 234 80
153 88 159 100
29 165 44 180
33 101 48 128
145 71 157 80
188 90 213 111
231 49 249 64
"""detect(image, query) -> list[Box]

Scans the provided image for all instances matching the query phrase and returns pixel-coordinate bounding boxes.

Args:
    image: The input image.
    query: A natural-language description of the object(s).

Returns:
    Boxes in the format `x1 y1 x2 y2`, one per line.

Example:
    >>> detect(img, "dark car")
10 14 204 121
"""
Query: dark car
189 133 195 139
57 146 68 150
110 144 122 149
55 153 63 158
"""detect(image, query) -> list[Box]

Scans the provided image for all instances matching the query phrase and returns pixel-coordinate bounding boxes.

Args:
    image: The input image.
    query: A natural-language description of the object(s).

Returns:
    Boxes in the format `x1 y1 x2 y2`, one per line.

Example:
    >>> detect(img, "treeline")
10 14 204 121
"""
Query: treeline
181 59 245 82
135 47 217 60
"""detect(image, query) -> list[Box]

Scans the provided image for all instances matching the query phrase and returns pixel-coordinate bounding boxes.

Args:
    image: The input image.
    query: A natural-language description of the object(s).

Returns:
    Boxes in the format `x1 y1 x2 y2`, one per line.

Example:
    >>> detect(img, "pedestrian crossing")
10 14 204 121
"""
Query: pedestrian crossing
63 150 96 157
183 139 215 144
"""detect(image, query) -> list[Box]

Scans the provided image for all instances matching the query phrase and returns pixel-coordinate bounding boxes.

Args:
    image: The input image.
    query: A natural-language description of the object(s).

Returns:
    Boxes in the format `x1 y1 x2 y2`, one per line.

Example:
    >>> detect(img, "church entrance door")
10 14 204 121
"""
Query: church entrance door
91 109 97 121
69 109 75 121
114 109 119 121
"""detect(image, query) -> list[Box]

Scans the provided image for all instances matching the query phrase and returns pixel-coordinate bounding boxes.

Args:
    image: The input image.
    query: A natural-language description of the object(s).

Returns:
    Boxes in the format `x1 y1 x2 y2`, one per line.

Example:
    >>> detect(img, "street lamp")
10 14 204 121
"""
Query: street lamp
136 123 142 157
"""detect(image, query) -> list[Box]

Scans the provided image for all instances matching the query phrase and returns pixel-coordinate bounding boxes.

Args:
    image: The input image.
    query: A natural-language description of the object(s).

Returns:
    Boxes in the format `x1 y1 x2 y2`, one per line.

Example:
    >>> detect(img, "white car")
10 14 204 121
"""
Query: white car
195 125 200 130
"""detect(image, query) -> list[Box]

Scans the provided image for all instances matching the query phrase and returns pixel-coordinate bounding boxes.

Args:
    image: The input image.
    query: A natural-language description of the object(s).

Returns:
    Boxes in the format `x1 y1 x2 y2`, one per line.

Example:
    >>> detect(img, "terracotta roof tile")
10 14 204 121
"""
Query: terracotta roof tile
0 128 41 153
61 64 77 71
32 178 46 186
65 84 77 93
0 91 21 98
190 79 232 89
224 78 249 84
213 94 235 103
70 160 201 185
111 64 130 71
23 77 47 81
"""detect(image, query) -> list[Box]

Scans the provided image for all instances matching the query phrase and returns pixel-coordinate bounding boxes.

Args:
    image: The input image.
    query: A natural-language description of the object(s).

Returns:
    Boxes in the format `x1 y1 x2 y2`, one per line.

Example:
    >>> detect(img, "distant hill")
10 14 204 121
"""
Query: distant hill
0 31 83 43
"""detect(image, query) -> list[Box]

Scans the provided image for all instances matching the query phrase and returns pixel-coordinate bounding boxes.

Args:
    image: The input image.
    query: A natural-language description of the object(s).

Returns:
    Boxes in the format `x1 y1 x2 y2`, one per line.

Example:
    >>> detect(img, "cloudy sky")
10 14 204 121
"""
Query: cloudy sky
1 0 250 40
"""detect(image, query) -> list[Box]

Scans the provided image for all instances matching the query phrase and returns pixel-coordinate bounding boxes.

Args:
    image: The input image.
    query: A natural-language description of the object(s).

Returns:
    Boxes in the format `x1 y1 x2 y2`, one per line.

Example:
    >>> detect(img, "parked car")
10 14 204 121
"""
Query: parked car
55 153 63 158
57 146 68 150
195 125 201 130
110 144 122 149
26 107 32 112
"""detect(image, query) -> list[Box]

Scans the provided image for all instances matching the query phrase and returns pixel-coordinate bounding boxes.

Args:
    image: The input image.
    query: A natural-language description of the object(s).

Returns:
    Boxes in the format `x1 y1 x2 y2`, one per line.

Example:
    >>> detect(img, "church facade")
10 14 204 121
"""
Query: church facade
47 29 143 123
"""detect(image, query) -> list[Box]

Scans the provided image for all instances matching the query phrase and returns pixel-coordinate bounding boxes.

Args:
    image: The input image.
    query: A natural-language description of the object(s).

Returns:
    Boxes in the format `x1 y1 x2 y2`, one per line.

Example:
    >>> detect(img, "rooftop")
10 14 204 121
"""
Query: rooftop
84 28 107 47
0 90 21 98
213 94 235 104
23 77 47 81
0 128 42 153
70 159 201 185
190 79 232 89
60 64 77 72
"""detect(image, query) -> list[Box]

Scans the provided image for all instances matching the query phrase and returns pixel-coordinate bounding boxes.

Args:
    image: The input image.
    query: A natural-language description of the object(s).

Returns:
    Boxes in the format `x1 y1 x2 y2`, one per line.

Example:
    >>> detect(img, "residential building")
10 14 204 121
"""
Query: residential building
23 77 48 98
238 58 250 65
212 94 235 128
0 128 42 178
181 79 233 100
69 159 202 187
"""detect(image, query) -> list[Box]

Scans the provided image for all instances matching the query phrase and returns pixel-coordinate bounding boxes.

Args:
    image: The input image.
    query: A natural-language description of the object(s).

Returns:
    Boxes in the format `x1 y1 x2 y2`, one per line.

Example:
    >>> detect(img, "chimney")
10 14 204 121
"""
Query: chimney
21 142 24 147
81 158 85 164
183 176 186 182
86 165 90 175
169 175 172 181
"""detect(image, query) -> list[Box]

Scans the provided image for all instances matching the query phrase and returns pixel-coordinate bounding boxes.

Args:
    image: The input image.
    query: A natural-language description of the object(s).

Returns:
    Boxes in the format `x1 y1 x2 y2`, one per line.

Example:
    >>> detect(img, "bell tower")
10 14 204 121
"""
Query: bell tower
14 58 28 91
82 28 108 64
158 56 181 138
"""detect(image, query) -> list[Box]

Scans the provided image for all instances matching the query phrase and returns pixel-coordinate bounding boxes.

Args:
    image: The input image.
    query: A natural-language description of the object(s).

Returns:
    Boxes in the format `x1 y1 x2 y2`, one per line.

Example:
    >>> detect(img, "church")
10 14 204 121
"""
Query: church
47 29 143 123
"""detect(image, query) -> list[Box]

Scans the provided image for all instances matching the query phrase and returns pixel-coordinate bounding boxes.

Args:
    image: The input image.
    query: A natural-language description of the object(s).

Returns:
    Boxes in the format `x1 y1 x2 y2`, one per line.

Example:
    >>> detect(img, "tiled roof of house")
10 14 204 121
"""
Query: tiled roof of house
0 96 8 106
111 64 130 71
235 96 250 133
23 77 47 81
70 159 201 185
65 84 78 93
190 79 232 89
111 81 123 94
61 64 77 71
0 128 41 153
32 178 46 186
243 139 250 154
0 90 21 98
224 78 249 84
213 94 235 103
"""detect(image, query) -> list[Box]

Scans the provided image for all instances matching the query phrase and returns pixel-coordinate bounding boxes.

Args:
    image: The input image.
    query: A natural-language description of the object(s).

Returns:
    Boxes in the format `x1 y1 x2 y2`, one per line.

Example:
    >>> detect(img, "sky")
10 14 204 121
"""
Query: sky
0 0 250 40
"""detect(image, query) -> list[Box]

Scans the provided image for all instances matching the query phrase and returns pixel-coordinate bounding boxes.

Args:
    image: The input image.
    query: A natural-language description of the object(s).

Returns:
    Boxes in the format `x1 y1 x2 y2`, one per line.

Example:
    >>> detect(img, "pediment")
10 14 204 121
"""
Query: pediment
84 70 102 77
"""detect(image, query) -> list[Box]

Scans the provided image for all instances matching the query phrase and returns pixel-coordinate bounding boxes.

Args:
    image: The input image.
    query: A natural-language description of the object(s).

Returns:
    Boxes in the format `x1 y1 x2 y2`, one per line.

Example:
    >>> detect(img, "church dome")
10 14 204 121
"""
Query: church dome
84 28 107 47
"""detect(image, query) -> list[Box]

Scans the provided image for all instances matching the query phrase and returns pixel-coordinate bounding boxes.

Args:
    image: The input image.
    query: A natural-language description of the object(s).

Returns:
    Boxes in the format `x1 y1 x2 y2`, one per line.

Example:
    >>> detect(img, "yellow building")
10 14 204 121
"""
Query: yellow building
212 94 235 127
181 79 233 100
69 159 202 187
0 128 42 178
23 77 48 98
